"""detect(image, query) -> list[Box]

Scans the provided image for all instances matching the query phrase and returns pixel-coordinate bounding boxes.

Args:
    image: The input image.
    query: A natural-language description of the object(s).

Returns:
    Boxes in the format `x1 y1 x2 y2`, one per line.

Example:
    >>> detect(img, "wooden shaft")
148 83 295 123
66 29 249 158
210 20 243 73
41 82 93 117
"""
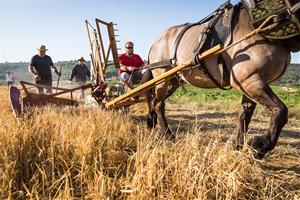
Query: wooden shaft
105 44 222 108
113 97 147 108
107 22 120 69
20 81 69 91
85 20 95 60
56 65 62 93
48 84 92 97
20 81 92 98
95 19 107 67
105 43 111 68
20 81 30 96
89 53 97 83
86 20 98 83
92 31 105 82
95 18 109 26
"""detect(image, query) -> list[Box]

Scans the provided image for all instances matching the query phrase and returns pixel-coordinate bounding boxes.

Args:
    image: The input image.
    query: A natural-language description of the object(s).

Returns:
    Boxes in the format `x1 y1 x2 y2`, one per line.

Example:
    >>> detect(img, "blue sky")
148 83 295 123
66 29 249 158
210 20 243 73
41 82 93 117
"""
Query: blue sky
0 0 299 63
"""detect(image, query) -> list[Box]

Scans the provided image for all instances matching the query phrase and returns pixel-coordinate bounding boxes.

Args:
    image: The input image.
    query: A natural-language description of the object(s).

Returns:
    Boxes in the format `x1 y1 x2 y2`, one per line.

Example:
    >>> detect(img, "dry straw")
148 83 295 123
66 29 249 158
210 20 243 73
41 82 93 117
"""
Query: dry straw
0 87 299 199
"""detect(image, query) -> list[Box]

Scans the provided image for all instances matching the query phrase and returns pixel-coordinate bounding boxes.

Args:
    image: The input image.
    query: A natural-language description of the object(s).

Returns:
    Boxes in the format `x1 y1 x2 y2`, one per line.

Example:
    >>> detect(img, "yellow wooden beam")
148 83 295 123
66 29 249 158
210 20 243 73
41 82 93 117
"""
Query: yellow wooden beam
105 44 223 108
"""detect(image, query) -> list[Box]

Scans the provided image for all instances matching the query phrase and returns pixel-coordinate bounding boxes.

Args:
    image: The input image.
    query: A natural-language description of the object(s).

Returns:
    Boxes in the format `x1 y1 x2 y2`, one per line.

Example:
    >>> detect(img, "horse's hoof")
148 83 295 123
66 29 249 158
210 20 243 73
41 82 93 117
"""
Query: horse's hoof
147 118 156 129
147 119 154 129
248 135 270 159
147 112 157 129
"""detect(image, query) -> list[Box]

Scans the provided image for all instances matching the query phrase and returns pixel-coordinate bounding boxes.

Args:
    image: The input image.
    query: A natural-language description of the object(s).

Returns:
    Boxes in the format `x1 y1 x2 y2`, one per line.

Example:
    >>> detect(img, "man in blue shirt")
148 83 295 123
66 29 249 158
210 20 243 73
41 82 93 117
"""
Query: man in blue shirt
28 45 61 94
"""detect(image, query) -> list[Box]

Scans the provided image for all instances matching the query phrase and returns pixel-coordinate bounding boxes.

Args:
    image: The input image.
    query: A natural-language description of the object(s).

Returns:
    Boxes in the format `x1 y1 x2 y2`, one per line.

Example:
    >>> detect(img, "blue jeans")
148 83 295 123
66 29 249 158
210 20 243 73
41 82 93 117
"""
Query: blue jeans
119 69 147 84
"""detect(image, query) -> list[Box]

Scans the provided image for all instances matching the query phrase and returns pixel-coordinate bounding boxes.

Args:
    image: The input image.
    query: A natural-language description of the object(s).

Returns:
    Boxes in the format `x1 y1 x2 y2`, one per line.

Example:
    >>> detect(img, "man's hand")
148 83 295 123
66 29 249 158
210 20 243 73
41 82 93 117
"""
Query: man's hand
34 75 41 81
127 66 135 72
56 69 61 76
52 65 62 76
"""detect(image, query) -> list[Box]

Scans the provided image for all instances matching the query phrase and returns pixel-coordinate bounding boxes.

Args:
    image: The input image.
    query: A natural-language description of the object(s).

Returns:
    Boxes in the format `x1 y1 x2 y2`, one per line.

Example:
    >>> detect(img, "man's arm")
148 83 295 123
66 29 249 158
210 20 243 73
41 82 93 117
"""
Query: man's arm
29 56 42 81
49 57 61 76
119 64 130 71
118 54 135 72
28 64 36 76
119 63 135 72
138 55 145 68
85 65 91 78
69 65 76 81
28 64 41 81
51 64 61 76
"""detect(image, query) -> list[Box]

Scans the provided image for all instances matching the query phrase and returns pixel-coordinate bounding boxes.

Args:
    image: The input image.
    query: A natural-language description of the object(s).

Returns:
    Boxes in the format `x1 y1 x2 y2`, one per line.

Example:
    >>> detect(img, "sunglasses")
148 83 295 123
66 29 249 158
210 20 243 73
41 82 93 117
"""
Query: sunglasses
126 47 133 49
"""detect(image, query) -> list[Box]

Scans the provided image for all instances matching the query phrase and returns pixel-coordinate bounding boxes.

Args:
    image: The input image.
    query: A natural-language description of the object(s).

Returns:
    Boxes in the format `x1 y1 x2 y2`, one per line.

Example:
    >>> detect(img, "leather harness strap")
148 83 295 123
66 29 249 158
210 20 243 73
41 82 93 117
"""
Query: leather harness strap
147 1 234 90
171 23 198 62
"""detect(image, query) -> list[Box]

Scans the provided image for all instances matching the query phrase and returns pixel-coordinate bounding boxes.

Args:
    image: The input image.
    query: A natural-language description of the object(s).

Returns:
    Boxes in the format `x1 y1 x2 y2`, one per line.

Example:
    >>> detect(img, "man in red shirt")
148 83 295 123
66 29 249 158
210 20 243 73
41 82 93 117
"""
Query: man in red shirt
118 41 145 89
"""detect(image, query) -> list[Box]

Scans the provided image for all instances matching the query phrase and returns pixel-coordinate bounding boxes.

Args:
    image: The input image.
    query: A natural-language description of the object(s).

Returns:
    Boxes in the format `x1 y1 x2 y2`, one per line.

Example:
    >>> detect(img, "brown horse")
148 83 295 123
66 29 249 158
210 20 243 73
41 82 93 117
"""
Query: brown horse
144 3 299 159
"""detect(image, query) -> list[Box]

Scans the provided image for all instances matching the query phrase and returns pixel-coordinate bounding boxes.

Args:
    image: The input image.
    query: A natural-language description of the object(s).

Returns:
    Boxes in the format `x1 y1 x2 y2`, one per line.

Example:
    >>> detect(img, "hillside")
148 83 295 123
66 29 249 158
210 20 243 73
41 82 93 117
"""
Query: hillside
276 64 300 86
0 61 79 84
0 62 299 86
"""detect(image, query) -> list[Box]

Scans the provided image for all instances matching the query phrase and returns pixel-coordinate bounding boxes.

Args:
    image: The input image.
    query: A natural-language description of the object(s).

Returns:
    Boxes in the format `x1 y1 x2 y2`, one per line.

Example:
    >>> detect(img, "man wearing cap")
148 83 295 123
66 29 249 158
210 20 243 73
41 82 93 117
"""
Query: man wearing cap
118 41 145 89
28 45 61 94
69 57 91 99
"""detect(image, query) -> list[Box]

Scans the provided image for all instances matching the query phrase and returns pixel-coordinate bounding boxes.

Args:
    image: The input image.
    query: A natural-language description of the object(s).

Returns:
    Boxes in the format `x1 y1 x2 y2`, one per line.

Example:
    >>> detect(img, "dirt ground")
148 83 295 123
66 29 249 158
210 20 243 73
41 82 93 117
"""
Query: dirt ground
161 100 300 191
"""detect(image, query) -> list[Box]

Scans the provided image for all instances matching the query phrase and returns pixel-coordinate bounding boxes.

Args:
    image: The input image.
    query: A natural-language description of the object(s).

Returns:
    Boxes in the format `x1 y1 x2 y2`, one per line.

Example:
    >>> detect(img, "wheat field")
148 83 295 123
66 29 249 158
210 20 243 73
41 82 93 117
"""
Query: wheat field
0 86 299 199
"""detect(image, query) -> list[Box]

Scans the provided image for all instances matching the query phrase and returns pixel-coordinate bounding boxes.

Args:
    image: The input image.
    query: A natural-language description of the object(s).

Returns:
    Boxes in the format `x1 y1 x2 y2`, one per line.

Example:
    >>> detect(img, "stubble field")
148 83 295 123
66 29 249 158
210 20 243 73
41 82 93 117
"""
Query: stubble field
0 86 299 199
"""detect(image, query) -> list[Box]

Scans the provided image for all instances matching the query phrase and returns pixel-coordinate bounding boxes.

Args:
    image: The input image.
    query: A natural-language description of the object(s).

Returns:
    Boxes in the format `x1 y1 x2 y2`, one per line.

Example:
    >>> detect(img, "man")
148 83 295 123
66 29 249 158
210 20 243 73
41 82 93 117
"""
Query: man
5 71 14 86
28 45 61 94
69 57 91 99
118 41 145 89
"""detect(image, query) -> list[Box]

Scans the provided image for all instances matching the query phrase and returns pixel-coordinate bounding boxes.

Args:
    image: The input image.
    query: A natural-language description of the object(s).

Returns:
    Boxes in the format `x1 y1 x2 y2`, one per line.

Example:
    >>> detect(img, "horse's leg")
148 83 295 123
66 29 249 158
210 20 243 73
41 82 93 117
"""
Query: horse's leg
154 82 173 136
154 77 182 135
141 69 158 129
146 96 157 129
236 95 257 150
249 85 288 159
144 74 181 130
165 77 183 99
234 77 288 159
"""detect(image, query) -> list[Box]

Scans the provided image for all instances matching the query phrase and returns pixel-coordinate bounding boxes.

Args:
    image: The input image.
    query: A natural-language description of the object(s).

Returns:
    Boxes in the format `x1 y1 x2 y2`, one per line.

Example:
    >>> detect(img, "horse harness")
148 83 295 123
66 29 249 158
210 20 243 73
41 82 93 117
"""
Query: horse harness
147 0 300 89
242 0 300 52
147 1 236 90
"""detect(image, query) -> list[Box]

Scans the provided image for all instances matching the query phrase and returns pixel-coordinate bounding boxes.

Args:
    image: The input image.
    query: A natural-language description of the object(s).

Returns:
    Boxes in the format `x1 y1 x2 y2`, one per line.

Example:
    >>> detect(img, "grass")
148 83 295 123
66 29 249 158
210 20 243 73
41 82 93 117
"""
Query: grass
171 85 300 119
0 86 299 199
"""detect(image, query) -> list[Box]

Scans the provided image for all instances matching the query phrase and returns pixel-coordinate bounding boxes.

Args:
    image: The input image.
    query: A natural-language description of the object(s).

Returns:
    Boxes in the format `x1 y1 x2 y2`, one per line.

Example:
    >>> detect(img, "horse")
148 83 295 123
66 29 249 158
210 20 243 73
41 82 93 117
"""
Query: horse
143 2 300 159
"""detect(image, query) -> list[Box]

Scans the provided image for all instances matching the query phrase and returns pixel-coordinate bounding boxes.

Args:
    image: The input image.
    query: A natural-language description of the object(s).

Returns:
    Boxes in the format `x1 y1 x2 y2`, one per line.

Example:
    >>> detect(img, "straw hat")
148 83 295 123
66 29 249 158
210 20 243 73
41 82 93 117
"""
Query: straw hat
78 57 85 61
37 45 48 51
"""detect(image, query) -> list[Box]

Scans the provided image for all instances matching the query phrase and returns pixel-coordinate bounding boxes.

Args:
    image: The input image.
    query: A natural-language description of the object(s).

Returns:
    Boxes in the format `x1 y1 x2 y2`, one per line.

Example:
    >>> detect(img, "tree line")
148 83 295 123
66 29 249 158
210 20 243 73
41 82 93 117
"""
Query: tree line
0 61 299 86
